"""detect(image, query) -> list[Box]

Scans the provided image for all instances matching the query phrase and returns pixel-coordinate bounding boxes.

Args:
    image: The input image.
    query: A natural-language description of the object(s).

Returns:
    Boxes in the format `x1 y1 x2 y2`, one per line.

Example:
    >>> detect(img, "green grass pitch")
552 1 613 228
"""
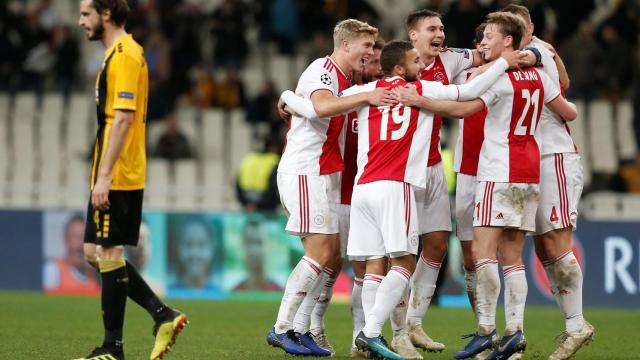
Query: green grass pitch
1 291 638 359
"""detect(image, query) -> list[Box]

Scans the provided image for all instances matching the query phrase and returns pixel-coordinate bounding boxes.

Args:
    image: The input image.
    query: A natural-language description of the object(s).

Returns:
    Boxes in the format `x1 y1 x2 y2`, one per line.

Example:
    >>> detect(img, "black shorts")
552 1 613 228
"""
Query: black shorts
84 189 144 247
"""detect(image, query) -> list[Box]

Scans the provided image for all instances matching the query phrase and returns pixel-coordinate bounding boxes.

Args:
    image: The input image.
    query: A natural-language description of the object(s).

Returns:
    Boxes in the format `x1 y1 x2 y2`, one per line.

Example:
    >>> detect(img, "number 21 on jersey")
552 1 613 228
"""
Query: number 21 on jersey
380 105 410 141
513 88 541 136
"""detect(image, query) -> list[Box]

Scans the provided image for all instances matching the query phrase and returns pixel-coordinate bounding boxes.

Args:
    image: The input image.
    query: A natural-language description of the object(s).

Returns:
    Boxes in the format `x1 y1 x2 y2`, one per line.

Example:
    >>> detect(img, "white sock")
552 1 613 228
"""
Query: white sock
362 274 384 319
351 277 365 347
503 264 527 335
475 259 499 335
363 266 412 338
292 266 333 334
406 254 441 327
310 273 337 333
390 284 409 337
464 269 477 317
275 256 323 334
544 251 584 334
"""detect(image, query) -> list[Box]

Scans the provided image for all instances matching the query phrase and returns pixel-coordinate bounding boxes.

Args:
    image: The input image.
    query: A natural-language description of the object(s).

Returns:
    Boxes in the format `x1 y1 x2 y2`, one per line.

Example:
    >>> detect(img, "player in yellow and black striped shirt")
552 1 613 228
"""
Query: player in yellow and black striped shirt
76 1 187 359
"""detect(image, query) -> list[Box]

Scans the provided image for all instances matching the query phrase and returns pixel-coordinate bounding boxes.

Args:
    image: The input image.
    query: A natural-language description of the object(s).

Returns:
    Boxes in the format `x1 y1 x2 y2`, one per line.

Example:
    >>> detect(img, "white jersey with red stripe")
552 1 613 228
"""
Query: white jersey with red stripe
420 48 474 167
342 76 460 188
478 67 561 183
452 68 487 176
278 57 351 176
527 41 577 155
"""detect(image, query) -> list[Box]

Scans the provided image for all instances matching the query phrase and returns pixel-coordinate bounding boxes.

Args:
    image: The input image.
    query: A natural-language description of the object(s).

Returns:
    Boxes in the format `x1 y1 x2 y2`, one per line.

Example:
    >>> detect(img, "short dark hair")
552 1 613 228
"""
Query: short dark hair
474 23 486 46
484 11 527 50
406 9 442 31
374 39 385 51
500 4 531 23
380 40 414 76
64 213 85 240
91 0 129 27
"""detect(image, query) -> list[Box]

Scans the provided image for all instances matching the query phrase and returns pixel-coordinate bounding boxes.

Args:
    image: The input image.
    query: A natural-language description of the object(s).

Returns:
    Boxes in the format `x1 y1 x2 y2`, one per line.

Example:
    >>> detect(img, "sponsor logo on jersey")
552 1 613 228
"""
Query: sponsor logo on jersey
118 91 134 99
496 212 504 220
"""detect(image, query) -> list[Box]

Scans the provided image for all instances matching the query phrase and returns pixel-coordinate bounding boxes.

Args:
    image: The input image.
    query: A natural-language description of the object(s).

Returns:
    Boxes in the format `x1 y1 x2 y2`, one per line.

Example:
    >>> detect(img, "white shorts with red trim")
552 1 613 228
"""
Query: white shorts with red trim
473 181 540 232
415 162 452 234
347 181 420 259
338 203 351 258
277 172 340 236
534 153 583 235
455 173 477 241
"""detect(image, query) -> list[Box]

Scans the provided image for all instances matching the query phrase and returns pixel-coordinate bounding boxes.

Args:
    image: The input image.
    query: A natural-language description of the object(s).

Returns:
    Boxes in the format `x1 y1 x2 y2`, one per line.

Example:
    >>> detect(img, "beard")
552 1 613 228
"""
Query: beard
88 20 104 41
405 72 418 82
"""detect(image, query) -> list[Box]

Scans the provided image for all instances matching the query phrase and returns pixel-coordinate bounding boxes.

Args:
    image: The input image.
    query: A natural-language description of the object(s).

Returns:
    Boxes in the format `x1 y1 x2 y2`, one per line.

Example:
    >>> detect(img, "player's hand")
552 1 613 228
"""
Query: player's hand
277 98 292 122
393 85 422 107
367 87 397 107
91 175 112 211
501 50 525 69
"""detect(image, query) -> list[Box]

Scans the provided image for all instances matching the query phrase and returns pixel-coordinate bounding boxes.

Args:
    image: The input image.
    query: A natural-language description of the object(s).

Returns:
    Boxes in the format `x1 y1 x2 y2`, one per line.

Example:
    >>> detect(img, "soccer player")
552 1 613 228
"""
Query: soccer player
267 19 395 357
75 1 187 360
394 10 542 354
406 12 578 360
450 23 488 320
501 5 594 359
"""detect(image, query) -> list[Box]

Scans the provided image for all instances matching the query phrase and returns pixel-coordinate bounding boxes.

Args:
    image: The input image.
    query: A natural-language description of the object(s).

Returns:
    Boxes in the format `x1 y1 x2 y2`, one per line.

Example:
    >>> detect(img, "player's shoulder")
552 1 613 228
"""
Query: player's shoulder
114 35 144 63
439 46 472 60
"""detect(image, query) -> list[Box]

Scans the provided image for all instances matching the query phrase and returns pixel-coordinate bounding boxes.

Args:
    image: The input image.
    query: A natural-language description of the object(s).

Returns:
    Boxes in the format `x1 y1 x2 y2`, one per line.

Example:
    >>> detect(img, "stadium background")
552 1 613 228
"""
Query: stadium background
0 0 639 339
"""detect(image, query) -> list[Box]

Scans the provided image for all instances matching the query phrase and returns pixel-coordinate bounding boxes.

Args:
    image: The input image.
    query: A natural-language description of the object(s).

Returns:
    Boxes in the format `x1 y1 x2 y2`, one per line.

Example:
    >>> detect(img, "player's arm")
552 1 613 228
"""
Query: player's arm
547 96 577 121
553 54 570 90
311 88 395 118
280 90 318 118
417 98 485 119
471 48 539 68
92 109 134 210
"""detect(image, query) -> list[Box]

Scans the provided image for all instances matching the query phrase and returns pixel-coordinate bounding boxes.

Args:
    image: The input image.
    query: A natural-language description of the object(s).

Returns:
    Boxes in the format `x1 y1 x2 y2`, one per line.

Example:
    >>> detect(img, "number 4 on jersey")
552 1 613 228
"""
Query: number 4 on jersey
550 206 559 223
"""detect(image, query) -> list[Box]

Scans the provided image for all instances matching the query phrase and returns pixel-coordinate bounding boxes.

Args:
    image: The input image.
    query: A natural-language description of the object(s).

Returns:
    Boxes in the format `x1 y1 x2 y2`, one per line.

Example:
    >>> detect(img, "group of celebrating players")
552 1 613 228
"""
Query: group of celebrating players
268 5 594 360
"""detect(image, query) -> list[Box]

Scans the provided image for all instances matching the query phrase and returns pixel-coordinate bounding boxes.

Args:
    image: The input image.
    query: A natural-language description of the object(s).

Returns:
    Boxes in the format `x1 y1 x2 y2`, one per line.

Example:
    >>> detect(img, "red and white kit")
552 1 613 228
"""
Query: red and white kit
416 48 474 234
277 57 350 236
527 42 583 235
338 111 358 256
343 77 433 259
452 69 486 241
474 67 561 231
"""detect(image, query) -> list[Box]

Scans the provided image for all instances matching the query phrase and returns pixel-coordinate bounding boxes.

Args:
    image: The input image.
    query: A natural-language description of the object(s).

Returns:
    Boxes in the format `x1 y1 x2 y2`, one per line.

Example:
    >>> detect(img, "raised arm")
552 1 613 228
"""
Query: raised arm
421 98 485 119
280 90 318 119
311 88 395 118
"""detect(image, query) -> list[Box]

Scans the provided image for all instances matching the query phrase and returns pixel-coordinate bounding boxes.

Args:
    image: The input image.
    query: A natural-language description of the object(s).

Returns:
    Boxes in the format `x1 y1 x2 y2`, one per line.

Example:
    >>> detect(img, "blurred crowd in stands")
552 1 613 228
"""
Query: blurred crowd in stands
0 0 639 193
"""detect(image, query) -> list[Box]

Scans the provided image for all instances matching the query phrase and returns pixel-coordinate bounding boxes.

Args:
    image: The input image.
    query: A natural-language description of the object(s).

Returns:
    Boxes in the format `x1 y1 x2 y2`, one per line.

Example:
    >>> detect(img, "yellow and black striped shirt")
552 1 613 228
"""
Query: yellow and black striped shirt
91 34 148 190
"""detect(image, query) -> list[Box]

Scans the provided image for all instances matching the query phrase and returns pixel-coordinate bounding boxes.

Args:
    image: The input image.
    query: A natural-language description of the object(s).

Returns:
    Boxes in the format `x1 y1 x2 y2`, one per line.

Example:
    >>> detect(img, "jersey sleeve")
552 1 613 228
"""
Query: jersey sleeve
532 42 560 84
540 71 561 104
420 80 459 100
111 53 141 111
341 83 376 98
479 83 499 107
298 63 336 98
441 48 474 78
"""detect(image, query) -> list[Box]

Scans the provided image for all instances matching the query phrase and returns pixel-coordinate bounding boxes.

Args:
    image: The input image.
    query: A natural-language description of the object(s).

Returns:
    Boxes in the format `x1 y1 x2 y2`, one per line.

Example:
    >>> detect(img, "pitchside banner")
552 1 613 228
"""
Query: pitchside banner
1 209 638 308
524 221 640 308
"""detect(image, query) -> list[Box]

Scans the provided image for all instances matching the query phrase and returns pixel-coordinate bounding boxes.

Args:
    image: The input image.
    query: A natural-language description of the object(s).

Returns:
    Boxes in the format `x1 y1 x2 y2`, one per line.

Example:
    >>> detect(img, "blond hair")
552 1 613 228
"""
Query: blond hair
333 19 378 49
484 11 527 50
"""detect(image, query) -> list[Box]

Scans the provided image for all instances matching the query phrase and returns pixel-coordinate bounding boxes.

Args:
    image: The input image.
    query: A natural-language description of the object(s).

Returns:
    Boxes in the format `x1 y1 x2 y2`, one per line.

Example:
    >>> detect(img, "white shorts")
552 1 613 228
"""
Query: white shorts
534 153 583 235
347 181 420 259
415 163 452 234
277 172 340 236
473 181 540 232
338 203 351 258
455 173 477 241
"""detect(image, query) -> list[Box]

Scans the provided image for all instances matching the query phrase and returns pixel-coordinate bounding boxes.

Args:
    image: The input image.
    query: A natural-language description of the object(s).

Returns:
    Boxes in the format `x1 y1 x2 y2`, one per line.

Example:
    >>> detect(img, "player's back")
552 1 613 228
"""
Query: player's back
342 77 434 188
478 67 559 184
278 57 351 176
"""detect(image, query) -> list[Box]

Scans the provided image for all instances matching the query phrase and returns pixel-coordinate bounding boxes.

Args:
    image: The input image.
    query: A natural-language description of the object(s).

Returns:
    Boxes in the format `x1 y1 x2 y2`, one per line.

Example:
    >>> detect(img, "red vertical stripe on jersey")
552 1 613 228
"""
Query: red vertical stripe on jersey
460 107 487 176
420 56 449 166
341 112 358 204
555 154 571 227
319 59 351 175
507 69 543 183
